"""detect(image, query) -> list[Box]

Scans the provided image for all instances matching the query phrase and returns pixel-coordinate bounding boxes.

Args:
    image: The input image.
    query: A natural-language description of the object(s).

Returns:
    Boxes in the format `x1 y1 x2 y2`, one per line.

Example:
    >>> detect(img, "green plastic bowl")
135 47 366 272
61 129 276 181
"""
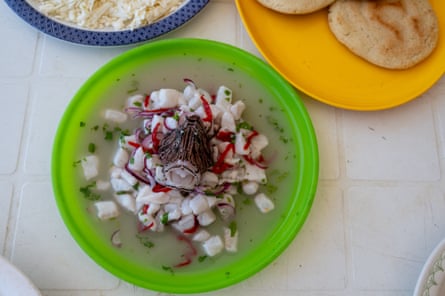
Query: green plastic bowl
51 38 319 293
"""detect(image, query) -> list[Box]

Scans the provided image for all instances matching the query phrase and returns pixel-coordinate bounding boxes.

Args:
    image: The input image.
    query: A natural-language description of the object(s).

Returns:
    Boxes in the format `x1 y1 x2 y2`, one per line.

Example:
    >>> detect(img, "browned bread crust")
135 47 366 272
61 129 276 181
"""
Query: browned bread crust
257 0 336 14
328 0 439 69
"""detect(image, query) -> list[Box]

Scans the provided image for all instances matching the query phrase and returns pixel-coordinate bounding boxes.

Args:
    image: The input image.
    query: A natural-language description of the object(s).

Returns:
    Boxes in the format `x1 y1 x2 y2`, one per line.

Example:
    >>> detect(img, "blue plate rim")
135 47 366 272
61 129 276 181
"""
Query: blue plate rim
4 0 209 46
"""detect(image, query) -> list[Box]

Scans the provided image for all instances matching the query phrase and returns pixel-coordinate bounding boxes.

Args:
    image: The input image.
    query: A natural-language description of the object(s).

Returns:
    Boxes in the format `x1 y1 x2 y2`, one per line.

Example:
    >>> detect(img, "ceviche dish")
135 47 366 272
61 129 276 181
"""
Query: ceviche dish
78 78 280 267
52 39 318 293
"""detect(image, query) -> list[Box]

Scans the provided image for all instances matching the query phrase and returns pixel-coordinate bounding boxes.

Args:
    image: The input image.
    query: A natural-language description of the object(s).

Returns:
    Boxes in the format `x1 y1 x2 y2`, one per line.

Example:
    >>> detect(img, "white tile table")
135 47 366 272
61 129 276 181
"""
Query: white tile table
1 0 444 295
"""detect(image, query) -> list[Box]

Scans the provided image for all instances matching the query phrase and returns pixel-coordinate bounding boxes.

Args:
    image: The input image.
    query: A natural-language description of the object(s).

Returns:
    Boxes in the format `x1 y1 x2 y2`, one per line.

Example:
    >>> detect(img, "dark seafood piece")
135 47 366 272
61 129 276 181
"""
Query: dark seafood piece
158 115 214 191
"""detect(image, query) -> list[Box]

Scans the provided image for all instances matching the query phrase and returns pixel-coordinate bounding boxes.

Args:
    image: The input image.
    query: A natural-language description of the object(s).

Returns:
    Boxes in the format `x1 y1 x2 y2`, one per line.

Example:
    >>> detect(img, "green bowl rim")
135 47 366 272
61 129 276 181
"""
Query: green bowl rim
51 38 319 293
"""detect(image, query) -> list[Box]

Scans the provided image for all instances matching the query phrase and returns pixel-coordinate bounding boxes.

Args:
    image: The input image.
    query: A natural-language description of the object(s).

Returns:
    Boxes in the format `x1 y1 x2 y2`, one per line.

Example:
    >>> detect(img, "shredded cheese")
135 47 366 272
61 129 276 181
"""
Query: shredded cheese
35 0 186 30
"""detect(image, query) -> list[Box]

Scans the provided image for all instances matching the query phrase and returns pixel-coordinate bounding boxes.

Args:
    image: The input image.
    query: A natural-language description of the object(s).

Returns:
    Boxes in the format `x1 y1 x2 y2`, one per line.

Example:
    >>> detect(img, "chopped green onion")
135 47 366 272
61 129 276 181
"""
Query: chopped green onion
229 221 237 237
161 213 169 225
162 265 174 274
104 131 113 141
79 182 101 201
236 121 253 132
88 143 96 153
136 234 154 249
116 190 132 195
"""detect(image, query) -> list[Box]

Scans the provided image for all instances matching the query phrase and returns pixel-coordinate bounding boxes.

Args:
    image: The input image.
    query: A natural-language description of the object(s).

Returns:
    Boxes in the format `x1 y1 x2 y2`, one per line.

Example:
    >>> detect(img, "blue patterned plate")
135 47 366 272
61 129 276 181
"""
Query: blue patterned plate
4 0 209 46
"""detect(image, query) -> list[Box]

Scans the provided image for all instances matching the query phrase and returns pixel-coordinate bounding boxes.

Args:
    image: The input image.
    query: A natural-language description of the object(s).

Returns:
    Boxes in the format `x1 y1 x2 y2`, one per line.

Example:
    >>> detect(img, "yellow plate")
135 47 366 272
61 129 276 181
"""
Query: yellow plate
236 0 445 110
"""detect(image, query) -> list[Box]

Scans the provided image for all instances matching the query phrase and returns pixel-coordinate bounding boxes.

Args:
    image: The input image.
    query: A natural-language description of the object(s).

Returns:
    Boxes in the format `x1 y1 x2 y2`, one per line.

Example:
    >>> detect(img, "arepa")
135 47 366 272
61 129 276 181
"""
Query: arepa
328 0 439 69
257 0 336 14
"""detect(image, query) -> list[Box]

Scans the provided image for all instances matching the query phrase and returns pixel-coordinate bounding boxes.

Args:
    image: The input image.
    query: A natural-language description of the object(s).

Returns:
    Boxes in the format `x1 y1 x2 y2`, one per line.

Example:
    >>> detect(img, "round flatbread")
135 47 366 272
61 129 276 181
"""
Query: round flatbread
257 0 336 14
328 0 439 69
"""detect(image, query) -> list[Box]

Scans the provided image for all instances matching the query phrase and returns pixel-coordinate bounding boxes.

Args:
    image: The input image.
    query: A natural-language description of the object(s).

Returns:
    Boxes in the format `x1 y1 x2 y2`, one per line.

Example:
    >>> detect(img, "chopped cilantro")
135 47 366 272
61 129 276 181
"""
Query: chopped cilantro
80 121 86 127
88 143 96 153
277 171 289 182
119 134 126 144
133 101 142 107
114 126 123 133
266 116 284 133
236 121 253 132
279 135 290 144
161 213 169 225
229 221 237 237
79 182 101 201
204 190 216 196
116 190 132 195
235 182 243 194
121 130 130 137
162 265 174 274
198 255 208 263
104 131 113 141
127 80 139 94
72 159 82 167
242 198 252 205
224 89 231 96
265 183 278 194
136 235 155 249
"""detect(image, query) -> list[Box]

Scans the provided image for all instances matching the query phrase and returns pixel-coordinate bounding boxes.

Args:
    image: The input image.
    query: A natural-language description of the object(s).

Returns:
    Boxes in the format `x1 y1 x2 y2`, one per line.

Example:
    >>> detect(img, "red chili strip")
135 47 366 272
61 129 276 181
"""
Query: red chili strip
183 216 199 234
212 143 234 174
174 257 192 268
200 95 213 122
151 123 161 152
243 155 268 169
152 183 172 193
177 235 197 255
144 95 150 108
127 141 141 149
244 130 259 150
174 235 198 268
216 130 234 142
138 221 154 232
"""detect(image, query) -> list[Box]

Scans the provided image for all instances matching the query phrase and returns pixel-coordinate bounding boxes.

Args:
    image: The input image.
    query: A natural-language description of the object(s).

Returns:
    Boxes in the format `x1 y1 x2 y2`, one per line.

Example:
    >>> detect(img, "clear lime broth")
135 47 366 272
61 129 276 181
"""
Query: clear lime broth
73 55 298 272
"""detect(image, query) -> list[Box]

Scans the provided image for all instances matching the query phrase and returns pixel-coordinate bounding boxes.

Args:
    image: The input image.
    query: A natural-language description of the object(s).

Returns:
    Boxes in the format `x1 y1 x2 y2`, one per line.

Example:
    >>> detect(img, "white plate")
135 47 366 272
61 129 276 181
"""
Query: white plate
0 256 41 296
414 238 445 296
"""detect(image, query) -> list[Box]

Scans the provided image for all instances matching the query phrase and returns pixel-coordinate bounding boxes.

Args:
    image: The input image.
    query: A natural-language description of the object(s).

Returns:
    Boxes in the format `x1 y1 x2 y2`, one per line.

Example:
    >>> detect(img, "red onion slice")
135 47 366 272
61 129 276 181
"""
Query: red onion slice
111 230 122 248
